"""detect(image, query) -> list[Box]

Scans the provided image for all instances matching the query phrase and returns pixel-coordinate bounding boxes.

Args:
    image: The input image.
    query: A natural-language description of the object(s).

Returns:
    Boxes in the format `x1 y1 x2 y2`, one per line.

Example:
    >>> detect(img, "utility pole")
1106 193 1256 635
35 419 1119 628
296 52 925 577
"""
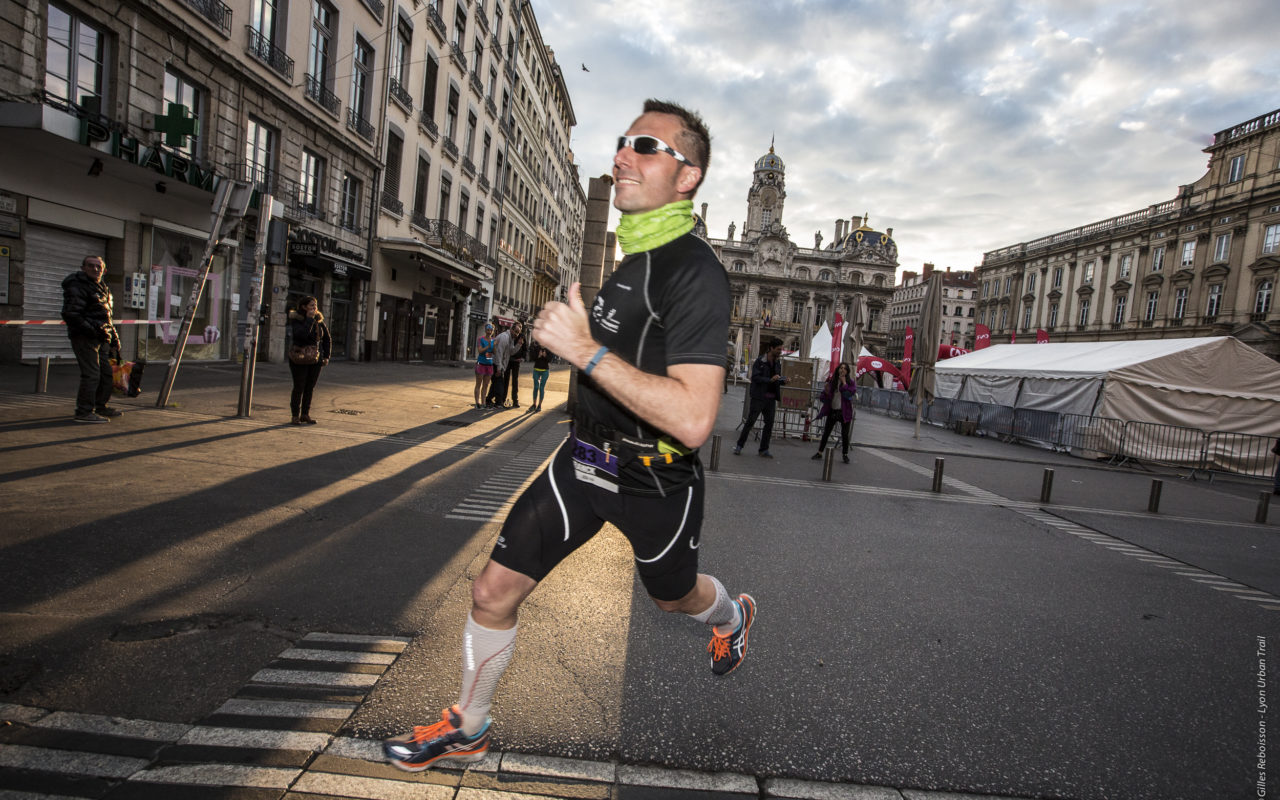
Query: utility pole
237 194 275 417
155 180 254 408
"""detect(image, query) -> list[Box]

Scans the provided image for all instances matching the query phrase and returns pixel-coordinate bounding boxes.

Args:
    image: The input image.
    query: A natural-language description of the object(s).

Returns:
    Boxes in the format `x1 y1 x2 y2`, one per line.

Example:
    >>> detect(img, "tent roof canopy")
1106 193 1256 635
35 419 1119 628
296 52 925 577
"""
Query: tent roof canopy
936 337 1232 380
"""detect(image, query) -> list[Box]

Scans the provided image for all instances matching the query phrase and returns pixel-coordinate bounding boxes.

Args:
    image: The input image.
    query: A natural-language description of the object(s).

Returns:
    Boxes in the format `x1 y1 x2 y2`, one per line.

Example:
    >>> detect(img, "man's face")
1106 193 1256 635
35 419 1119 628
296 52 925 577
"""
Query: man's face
82 257 105 281
770 343 783 359
612 112 702 214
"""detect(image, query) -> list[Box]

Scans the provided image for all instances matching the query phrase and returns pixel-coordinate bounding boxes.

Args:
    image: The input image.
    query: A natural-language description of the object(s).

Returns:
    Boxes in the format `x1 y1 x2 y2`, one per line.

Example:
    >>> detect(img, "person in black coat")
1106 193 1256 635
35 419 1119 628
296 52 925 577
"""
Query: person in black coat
61 255 121 423
734 337 785 458
287 295 332 425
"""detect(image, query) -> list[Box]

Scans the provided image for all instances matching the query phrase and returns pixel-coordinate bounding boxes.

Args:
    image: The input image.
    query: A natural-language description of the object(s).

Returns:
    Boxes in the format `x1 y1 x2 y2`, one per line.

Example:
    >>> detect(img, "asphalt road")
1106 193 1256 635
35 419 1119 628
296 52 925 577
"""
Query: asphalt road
0 359 1275 799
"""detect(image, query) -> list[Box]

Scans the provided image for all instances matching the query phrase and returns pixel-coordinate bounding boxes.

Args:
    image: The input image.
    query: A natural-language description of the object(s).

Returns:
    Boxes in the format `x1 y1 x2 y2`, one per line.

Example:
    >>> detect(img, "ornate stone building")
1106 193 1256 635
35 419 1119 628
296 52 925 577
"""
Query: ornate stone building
702 146 898 366
886 265 977 360
978 106 1280 361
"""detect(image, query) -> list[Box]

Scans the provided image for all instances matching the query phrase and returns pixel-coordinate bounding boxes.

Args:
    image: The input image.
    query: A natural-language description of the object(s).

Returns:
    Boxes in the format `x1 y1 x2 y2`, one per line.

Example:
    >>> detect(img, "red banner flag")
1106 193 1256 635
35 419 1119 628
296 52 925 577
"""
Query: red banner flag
974 324 991 350
830 313 845 377
1010 330 1017 344
1036 329 1049 344
938 344 969 361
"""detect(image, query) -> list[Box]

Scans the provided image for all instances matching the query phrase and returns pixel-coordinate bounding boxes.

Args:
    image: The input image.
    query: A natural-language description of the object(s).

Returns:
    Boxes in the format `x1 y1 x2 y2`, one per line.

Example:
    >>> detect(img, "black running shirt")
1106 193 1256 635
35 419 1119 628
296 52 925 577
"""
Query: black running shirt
578 231 731 496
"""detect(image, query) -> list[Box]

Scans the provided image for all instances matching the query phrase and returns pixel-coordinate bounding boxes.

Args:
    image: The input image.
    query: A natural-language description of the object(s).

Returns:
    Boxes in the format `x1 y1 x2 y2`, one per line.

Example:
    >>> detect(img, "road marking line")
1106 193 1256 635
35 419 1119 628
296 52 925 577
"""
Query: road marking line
277 648 396 665
0 743 148 777
178 726 332 751
250 669 379 688
301 632 411 647
213 699 356 719
130 763 300 787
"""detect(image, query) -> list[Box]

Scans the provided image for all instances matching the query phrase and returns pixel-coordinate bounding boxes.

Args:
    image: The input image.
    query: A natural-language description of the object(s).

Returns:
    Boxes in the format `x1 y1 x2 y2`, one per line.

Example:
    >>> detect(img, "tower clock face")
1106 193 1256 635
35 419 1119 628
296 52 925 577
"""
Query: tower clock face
761 188 778 207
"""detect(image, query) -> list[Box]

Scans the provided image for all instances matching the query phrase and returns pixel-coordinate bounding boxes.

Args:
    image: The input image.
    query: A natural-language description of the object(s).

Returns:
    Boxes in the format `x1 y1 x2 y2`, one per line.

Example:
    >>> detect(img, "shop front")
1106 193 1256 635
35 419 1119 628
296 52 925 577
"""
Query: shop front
287 228 370 360
376 239 487 362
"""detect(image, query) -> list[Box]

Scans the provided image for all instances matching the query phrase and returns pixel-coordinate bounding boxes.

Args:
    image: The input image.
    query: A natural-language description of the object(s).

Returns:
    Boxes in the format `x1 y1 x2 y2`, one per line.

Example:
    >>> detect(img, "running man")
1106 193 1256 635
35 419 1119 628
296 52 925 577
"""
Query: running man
384 99 755 771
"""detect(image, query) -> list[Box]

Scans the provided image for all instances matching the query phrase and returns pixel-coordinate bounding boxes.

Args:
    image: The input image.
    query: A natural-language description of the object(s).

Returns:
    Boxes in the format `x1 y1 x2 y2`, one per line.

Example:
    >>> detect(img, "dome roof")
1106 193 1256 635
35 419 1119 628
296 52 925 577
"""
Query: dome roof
754 145 783 172
840 219 895 250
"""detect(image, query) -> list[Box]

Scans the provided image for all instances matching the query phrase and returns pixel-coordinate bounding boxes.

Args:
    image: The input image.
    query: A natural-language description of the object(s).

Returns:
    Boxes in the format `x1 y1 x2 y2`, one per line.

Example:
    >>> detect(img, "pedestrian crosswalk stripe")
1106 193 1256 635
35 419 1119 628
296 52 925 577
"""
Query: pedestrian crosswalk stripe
291 771 456 799
277 648 397 665
0 743 149 777
250 668 379 688
33 711 190 741
177 726 331 751
212 699 356 719
129 763 300 787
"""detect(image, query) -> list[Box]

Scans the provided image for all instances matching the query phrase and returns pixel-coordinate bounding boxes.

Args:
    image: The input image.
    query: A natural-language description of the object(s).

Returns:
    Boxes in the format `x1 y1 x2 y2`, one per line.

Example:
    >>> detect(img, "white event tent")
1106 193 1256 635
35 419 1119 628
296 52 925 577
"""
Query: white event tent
934 337 1280 438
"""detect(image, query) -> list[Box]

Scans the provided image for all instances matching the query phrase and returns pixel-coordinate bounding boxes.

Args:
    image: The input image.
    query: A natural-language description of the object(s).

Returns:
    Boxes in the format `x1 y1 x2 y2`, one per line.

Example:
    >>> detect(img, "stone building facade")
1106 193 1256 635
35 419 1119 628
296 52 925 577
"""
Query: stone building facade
977 106 1280 361
0 0 583 366
702 147 898 368
886 265 977 360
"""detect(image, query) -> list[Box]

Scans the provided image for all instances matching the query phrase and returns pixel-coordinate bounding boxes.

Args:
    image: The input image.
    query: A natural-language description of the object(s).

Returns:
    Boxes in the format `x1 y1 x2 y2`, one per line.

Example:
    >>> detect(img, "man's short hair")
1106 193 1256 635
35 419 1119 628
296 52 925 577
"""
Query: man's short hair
767 337 784 349
643 99 711 193
82 256 102 268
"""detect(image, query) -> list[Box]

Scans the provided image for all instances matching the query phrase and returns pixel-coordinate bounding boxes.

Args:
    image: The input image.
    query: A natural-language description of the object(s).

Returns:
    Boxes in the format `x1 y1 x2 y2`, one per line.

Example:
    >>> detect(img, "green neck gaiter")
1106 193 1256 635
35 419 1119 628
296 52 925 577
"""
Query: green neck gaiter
615 200 695 254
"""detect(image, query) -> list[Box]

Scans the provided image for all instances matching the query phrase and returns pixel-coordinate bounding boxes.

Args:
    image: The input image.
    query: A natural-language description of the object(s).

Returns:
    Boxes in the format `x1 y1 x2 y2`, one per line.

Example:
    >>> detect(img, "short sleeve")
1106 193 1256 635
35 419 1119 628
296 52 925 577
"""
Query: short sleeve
657 245 731 368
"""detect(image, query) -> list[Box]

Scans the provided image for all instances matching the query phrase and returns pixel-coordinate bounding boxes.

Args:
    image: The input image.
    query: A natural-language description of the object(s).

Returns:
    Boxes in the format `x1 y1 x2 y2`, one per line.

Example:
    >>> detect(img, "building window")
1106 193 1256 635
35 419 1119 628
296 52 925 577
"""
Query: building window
465 111 477 157
1052 267 1063 288
1048 303 1058 328
762 209 772 228
1077 297 1090 326
351 35 373 121
162 68 203 158
1205 284 1222 317
438 173 452 221
1022 305 1032 329
1173 287 1187 319
384 131 404 207
819 270 832 282
453 3 467 46
791 302 802 324
814 302 827 326
1119 254 1132 278
480 132 491 177
245 116 276 188
458 189 468 228
250 0 277 40
1083 260 1094 284
1228 154 1245 183
1026 272 1036 294
393 18 412 87
1257 280 1274 315
1113 294 1127 324
299 149 325 215
475 205 484 238
341 173 362 231
1264 224 1280 255
1180 240 1195 268
46 4 107 106
446 86 460 139
422 52 440 121
731 295 742 318
309 0 335 90
1151 245 1165 272
1214 233 1231 262
1145 291 1159 321
412 154 430 217
1003 277 1011 294
733 261 745 272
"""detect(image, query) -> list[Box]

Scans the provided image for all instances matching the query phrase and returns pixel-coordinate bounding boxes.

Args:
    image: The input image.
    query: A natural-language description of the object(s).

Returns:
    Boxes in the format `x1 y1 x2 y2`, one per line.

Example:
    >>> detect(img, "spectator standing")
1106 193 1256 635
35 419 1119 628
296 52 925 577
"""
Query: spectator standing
61 255 121 423
286 295 331 425
505 326 528 408
474 322 495 408
733 337 785 458
486 322 520 408
529 343 550 412
811 361 856 464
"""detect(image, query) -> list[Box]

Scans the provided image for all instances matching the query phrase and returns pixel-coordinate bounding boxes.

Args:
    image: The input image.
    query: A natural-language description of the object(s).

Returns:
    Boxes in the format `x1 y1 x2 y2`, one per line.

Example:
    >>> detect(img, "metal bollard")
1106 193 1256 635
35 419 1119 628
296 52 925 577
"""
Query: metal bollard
822 448 834 482
1148 479 1163 513
932 457 945 493
35 356 49 393
1257 492 1271 525
1040 468 1054 504
709 434 721 472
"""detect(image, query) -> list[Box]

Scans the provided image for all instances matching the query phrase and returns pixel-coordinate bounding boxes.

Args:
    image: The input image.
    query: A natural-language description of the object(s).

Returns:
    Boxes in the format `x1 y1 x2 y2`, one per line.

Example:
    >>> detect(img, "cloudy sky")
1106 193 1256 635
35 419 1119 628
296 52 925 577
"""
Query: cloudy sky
531 0 1280 276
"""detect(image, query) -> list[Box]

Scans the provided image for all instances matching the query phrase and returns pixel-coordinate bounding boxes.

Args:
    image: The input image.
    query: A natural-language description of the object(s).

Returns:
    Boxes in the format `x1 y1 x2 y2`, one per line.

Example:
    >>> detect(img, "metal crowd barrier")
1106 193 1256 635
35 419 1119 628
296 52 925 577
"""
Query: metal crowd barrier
853 389 1278 483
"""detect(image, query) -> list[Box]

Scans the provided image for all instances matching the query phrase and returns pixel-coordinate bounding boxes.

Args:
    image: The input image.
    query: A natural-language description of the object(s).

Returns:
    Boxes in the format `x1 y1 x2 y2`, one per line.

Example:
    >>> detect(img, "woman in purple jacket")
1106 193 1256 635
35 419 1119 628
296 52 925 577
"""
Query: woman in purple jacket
811 361 857 464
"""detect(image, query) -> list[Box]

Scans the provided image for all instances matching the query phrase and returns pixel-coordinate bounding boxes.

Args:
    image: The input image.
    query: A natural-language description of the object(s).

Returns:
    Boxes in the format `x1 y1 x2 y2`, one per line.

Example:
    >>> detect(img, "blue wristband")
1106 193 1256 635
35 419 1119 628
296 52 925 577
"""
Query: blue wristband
583 346 608 376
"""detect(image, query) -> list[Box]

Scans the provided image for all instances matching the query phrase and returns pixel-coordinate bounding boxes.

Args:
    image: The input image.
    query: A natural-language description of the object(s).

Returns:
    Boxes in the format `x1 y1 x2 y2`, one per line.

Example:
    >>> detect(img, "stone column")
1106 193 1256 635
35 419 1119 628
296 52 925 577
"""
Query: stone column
568 175 613 414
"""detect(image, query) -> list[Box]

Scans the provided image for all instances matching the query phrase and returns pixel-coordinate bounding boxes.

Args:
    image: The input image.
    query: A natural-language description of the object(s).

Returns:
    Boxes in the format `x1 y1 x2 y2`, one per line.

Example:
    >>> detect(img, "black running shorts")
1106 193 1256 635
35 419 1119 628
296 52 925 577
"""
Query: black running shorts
490 441 704 602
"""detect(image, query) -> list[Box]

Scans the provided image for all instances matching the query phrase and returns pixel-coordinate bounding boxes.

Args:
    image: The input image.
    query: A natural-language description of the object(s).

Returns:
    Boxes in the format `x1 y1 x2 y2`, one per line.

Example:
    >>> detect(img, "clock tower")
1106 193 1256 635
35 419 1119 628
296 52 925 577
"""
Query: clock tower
745 142 786 241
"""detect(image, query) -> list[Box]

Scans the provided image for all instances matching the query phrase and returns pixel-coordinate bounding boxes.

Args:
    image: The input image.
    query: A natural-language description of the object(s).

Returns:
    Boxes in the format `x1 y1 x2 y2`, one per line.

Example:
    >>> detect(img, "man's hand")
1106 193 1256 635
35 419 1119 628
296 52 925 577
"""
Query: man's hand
534 282 596 368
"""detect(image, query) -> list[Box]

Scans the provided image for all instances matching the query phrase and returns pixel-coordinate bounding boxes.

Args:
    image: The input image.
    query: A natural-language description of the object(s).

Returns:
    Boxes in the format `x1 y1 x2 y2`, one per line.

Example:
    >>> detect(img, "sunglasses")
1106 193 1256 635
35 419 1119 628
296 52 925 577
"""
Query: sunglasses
617 134 696 167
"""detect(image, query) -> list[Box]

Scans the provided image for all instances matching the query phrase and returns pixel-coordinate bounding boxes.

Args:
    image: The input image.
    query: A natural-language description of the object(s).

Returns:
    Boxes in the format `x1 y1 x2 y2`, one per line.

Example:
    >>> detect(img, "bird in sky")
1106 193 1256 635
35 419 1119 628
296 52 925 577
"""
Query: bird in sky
581 63 589 72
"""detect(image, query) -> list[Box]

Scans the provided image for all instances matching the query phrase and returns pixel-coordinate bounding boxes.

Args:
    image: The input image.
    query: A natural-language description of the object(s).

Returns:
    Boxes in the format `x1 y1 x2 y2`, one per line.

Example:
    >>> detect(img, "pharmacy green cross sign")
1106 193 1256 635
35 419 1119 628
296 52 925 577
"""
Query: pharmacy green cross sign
153 103 199 148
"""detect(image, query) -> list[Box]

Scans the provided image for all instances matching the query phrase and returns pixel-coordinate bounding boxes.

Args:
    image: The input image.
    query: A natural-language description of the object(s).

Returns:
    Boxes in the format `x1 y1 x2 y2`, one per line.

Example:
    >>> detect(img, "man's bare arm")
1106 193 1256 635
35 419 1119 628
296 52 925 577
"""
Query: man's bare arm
533 282 724 449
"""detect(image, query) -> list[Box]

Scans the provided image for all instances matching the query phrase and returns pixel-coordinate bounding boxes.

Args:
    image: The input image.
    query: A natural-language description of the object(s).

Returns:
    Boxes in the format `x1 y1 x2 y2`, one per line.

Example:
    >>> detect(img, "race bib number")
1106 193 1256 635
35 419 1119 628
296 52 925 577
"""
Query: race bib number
571 439 618 476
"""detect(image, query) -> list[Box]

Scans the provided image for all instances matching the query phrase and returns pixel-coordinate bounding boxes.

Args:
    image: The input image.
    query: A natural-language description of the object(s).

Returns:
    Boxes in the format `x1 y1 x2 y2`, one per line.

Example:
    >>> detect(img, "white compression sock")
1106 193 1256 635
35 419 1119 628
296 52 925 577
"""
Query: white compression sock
687 575 741 632
457 613 517 735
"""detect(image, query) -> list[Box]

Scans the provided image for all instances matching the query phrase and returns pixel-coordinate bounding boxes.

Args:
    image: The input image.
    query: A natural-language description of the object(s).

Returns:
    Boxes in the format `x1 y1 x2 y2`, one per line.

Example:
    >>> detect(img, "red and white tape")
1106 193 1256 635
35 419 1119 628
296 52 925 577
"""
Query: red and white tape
0 319 171 325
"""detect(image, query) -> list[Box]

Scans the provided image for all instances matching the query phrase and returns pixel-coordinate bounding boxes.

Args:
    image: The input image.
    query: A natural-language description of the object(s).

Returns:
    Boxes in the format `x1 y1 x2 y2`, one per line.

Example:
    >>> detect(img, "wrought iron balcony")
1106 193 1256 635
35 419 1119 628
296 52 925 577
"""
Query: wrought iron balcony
476 5 489 31
347 108 374 143
245 26 294 81
389 78 413 112
461 156 476 178
485 97 497 119
359 0 384 20
477 174 490 193
491 189 503 206
304 73 340 116
442 137 459 162
450 42 467 70
499 117 512 138
491 33 501 57
469 71 484 97
417 111 439 140
184 0 232 35
427 6 446 40
381 190 404 215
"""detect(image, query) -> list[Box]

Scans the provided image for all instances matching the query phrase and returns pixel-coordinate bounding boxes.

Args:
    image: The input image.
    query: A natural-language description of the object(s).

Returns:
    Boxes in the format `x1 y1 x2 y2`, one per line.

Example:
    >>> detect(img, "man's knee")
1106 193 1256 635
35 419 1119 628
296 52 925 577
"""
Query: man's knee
471 562 536 619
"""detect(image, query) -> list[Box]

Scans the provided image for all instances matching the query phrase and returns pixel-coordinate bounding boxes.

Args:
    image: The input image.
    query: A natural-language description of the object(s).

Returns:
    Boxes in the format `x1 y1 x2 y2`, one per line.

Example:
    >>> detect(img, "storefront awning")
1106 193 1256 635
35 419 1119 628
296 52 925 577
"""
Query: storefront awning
378 237 488 292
